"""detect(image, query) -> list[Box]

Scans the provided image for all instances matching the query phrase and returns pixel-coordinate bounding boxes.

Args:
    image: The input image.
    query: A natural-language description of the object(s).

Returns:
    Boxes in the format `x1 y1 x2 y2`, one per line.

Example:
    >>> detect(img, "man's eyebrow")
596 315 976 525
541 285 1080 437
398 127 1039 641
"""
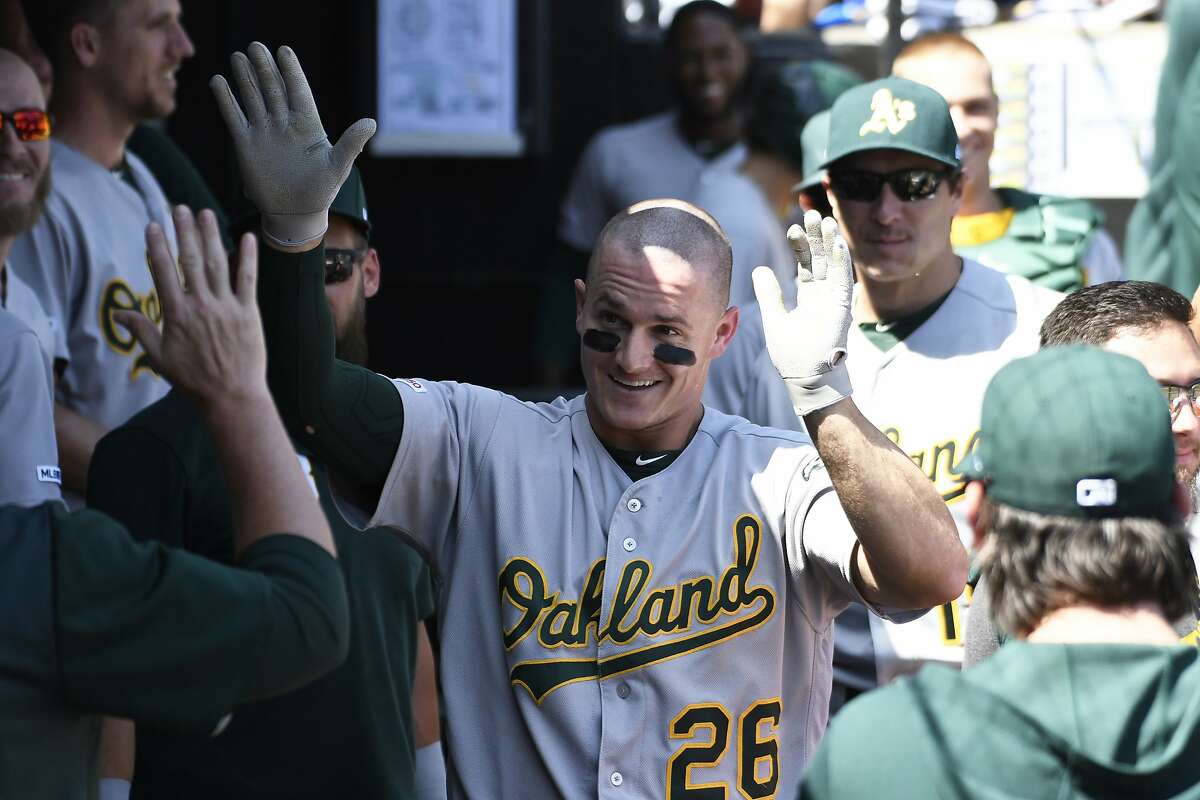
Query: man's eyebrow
594 294 688 326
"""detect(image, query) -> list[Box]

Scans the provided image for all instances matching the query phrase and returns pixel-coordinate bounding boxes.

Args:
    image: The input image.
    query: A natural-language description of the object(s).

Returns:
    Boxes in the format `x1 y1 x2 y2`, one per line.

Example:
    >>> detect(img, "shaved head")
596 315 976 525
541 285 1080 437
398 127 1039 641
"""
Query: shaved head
590 199 733 308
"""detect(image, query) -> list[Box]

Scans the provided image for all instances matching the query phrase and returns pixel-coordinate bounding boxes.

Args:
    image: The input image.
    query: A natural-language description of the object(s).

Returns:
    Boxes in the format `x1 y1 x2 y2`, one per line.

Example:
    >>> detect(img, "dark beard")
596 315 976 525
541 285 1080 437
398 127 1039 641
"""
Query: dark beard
0 163 50 237
334 290 369 367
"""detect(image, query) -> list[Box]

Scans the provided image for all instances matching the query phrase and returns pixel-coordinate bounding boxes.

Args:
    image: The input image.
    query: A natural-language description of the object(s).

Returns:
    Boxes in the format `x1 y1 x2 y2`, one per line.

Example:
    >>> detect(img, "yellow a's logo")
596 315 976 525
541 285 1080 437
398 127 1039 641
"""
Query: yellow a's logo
860 88 916 137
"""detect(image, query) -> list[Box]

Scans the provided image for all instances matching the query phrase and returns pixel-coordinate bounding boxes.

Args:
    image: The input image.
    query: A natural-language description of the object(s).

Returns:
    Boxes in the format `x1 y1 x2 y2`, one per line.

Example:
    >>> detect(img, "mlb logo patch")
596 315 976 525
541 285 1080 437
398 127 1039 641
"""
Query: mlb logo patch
396 378 428 394
37 465 62 485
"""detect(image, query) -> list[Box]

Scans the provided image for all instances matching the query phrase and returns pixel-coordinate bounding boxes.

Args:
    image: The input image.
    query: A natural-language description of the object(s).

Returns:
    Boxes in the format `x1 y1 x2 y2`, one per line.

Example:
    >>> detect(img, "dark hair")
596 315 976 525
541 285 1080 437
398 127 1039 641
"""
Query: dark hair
21 0 119 69
591 200 733 307
978 499 1197 637
1039 280 1194 348
663 0 741 54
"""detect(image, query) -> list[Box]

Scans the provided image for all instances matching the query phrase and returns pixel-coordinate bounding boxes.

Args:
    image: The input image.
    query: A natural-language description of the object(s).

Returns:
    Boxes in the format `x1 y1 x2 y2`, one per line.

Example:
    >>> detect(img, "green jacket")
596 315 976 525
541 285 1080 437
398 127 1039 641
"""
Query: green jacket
955 188 1104 293
804 642 1200 799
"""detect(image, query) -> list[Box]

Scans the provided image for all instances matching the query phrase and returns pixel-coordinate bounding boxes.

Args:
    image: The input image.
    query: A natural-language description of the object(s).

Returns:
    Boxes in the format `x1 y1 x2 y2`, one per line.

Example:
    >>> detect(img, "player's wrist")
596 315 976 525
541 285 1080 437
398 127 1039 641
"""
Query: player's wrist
261 210 328 251
785 362 852 418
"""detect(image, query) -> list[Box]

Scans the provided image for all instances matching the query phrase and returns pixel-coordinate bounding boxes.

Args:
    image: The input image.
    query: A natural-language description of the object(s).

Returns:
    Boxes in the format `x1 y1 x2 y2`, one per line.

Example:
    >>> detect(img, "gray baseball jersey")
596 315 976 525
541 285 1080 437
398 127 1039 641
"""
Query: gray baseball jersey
367 381 923 798
0 308 61 506
691 170 796 309
9 141 174 503
3 264 64 376
709 259 1060 687
559 112 746 250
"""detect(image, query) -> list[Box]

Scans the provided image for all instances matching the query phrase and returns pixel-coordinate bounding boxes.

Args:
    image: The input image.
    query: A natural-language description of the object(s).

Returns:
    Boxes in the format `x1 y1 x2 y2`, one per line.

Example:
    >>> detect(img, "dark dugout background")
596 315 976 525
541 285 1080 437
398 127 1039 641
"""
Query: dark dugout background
171 0 675 390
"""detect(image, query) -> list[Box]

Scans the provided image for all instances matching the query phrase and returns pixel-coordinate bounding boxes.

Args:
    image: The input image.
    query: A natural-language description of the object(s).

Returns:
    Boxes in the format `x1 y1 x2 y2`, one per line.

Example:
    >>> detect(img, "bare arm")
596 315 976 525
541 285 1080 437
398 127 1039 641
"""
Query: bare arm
412 622 441 748
52 404 105 495
753 211 965 612
805 399 965 609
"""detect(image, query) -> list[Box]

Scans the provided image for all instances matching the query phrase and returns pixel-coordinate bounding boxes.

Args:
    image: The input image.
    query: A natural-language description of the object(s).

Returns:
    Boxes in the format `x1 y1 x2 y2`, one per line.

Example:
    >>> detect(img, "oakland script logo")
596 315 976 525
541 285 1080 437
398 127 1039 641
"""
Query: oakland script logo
498 514 776 703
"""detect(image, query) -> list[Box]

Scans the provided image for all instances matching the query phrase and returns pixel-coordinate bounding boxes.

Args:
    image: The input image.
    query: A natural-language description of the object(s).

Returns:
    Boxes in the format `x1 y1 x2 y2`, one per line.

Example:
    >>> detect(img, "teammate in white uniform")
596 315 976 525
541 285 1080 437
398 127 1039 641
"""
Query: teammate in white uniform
212 44 967 798
0 49 60 505
709 77 1061 699
12 0 193 504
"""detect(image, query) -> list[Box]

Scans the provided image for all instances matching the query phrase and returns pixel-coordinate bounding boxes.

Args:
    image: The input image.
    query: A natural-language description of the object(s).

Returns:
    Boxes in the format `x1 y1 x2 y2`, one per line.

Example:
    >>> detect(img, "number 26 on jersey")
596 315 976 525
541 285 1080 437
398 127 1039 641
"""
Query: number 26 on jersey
667 698 782 799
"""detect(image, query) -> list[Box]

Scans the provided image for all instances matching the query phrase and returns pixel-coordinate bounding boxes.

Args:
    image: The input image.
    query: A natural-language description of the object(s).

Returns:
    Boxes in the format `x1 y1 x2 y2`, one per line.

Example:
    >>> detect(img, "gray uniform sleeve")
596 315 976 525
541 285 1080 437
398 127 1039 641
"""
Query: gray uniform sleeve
558 133 614 251
962 575 1001 668
744 349 804 431
0 311 61 506
54 512 350 730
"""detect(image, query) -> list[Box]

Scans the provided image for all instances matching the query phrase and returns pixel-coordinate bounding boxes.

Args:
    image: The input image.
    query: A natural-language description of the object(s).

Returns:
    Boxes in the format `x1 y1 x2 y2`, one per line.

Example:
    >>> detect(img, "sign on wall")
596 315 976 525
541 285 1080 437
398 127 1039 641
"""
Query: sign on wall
374 0 522 156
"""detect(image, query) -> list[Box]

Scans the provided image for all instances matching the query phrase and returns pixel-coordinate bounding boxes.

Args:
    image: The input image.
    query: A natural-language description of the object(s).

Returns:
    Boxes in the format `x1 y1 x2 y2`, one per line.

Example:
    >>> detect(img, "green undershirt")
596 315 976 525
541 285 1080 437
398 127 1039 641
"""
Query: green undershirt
858 288 954 352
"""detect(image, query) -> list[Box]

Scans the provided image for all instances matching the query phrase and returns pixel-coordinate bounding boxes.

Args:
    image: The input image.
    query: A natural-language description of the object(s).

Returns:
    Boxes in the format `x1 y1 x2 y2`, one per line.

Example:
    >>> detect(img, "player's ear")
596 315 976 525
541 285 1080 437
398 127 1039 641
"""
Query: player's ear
964 480 987 549
574 279 587 335
69 22 102 69
708 305 739 360
361 248 381 298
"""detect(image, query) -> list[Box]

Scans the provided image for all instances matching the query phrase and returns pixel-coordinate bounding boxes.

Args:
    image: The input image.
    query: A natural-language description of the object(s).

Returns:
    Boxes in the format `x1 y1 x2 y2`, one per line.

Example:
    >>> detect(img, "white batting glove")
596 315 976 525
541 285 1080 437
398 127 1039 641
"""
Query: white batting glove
209 42 376 248
752 210 854 418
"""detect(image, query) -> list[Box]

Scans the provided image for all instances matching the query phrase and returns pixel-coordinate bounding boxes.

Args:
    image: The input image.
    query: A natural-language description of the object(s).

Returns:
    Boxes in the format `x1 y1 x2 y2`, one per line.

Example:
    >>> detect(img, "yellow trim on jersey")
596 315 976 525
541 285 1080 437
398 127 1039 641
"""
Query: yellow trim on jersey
951 206 1016 247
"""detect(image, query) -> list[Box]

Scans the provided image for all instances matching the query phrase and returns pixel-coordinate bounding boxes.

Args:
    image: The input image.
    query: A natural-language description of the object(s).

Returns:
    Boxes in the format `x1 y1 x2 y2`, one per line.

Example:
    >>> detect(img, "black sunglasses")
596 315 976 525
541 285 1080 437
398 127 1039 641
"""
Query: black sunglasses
828 168 957 203
324 248 366 284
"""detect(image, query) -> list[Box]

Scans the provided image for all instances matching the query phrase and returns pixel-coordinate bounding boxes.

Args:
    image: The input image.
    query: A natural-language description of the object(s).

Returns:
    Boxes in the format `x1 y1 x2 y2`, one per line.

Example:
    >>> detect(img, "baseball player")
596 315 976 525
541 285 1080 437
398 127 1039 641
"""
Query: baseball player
892 33 1123 292
87 168 445 800
964 280 1200 665
11 0 195 503
708 77 1062 702
212 43 966 798
804 346 1200 799
0 206 350 798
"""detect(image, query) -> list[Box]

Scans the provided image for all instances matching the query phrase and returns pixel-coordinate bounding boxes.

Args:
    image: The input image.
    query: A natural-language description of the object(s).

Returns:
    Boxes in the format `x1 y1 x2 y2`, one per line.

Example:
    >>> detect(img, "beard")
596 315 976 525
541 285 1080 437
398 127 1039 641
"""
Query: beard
0 162 50 237
1178 463 1199 519
334 288 369 367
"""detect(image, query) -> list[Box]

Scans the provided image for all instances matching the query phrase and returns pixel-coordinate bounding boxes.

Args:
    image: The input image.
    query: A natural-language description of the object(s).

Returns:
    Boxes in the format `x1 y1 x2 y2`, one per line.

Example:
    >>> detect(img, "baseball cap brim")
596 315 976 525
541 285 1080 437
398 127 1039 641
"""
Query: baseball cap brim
820 141 961 172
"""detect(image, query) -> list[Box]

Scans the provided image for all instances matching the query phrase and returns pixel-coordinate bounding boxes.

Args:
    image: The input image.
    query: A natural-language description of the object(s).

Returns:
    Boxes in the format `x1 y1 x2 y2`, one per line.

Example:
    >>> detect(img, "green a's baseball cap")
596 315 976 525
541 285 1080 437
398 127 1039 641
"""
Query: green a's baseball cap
792 109 831 193
964 345 1176 520
330 165 371 241
820 76 961 171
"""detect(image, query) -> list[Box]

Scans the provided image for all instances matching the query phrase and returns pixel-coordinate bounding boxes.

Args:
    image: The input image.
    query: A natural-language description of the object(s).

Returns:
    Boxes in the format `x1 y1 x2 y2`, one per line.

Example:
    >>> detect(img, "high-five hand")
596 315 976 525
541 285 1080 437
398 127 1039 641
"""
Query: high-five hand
752 209 854 417
210 42 376 248
117 207 267 405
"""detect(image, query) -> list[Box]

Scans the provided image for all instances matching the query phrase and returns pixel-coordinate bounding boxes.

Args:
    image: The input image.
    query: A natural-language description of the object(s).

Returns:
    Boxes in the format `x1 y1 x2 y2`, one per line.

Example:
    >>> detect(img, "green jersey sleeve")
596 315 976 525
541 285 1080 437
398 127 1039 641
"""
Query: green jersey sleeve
256 245 405 499
53 508 349 731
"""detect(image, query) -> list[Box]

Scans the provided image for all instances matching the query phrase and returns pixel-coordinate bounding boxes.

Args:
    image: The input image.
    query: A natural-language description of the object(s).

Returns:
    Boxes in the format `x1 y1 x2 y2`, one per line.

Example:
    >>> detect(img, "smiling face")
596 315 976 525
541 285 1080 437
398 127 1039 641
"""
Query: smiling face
668 11 748 125
575 208 737 452
88 0 193 122
0 50 51 238
825 149 962 286
1103 321 1200 490
893 47 997 195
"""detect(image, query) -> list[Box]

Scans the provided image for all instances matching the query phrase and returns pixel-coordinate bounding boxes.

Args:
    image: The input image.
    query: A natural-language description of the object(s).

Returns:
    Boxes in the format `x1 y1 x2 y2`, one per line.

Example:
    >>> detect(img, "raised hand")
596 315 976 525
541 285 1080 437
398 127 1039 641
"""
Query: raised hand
210 42 376 248
117 207 267 405
752 209 854 417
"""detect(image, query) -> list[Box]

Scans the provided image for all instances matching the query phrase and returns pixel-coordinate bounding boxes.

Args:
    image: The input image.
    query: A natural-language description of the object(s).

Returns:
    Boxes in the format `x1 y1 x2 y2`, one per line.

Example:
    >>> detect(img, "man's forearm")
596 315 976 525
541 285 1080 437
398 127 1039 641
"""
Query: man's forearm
257 241 402 498
805 398 966 609
53 405 107 494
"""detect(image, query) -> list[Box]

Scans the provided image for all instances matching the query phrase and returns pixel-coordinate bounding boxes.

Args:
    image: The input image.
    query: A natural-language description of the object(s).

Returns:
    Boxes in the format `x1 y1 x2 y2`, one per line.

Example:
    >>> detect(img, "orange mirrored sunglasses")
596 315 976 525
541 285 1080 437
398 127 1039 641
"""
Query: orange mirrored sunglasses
2 108 52 142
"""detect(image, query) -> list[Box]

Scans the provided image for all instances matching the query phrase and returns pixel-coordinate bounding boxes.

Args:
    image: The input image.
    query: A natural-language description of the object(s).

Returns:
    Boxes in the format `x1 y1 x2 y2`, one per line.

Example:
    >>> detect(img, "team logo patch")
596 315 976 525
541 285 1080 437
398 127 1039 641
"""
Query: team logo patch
37 465 62 485
396 378 427 394
860 88 916 137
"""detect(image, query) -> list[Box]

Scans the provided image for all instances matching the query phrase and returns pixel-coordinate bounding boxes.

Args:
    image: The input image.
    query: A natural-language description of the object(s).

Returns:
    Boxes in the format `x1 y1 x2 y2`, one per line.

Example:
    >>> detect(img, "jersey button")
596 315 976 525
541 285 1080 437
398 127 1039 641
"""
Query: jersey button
626 498 642 512
616 682 631 699
610 771 624 787
622 537 637 552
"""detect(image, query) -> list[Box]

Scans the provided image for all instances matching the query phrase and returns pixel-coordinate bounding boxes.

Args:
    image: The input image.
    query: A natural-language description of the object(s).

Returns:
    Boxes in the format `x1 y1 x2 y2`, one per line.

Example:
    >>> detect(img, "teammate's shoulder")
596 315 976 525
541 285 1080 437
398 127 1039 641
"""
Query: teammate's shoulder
590 111 676 149
392 376 578 426
956 258 1063 316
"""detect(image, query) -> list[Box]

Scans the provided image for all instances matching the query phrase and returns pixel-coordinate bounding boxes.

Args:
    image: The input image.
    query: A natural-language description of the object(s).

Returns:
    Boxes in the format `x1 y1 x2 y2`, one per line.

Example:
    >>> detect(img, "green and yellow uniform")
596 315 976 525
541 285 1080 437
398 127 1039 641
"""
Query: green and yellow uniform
952 188 1120 293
